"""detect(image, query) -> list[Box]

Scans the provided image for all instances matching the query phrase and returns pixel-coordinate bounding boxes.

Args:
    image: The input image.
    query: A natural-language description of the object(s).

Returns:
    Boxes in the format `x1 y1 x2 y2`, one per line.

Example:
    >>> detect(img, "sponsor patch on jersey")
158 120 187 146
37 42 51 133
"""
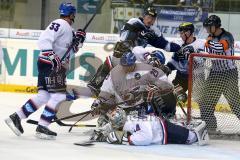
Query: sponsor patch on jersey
134 73 141 80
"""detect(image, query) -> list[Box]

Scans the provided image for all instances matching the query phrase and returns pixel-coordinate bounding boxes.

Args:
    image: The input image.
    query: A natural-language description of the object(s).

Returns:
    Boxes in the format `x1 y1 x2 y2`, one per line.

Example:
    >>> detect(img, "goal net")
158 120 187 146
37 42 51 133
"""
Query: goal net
187 53 240 137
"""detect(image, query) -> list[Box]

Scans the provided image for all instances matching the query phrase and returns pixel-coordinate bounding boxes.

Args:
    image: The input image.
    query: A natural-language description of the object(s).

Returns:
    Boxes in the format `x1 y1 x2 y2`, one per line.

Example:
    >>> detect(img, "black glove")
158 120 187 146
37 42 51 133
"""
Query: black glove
158 64 172 76
73 29 86 52
140 29 157 40
176 45 194 61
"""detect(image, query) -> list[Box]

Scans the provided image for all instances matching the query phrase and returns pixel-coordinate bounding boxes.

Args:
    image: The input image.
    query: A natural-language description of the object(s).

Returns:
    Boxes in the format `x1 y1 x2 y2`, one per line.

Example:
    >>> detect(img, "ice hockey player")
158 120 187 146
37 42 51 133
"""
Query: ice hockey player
166 22 205 92
91 50 180 128
87 7 181 96
92 107 209 146
4 2 86 140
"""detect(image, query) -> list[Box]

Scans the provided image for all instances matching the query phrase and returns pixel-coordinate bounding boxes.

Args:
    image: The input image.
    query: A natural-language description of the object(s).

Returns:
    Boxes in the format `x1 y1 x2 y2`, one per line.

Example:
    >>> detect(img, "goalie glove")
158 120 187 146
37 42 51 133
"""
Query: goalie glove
106 130 129 145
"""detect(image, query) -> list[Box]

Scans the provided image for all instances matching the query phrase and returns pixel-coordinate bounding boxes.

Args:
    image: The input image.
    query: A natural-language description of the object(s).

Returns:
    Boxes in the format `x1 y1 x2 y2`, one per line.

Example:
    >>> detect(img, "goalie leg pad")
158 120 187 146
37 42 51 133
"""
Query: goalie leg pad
192 121 209 146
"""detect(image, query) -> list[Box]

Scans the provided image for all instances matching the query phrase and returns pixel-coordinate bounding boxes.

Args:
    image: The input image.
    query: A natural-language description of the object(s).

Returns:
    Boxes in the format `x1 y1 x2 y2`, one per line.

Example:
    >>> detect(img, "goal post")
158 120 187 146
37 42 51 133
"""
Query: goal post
187 53 240 136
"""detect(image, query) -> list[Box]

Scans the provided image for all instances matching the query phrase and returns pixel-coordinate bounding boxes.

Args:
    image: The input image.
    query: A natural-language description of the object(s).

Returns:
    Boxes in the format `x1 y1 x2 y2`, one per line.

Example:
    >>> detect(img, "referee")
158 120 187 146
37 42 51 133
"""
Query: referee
198 15 240 132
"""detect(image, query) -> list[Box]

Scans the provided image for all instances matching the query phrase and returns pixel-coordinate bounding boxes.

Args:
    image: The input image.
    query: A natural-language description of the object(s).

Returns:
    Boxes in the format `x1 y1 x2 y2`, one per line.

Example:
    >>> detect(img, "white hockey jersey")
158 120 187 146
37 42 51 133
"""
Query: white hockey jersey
37 19 75 60
123 115 167 146
168 38 205 74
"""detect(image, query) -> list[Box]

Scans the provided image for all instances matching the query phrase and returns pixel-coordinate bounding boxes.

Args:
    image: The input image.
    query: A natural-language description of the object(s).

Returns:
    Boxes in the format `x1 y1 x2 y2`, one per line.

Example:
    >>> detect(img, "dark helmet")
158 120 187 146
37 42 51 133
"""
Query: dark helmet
144 7 157 18
59 2 76 16
120 51 136 66
203 15 221 28
178 22 195 33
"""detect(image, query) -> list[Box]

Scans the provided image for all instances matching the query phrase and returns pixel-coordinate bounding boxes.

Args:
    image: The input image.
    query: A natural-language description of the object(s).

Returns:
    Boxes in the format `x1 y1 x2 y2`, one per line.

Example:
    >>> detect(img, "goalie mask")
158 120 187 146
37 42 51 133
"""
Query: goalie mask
107 107 127 129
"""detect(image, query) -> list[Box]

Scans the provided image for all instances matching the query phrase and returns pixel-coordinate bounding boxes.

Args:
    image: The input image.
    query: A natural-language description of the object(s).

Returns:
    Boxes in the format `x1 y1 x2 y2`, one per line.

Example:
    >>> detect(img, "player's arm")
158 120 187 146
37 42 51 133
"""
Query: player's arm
141 26 181 52
120 18 146 42
91 74 116 114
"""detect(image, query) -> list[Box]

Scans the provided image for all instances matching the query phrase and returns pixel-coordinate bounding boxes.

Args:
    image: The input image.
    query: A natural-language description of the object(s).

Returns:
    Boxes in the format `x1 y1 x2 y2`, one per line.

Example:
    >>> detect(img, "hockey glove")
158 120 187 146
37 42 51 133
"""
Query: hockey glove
140 29 157 41
91 98 114 115
159 65 172 76
48 51 62 71
73 29 86 52
106 130 129 145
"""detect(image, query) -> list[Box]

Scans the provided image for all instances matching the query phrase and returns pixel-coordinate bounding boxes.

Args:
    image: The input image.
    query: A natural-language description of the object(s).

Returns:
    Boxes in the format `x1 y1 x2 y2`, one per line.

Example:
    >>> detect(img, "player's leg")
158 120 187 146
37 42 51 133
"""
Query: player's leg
4 61 51 136
198 72 222 131
35 67 67 140
36 93 66 140
163 119 209 145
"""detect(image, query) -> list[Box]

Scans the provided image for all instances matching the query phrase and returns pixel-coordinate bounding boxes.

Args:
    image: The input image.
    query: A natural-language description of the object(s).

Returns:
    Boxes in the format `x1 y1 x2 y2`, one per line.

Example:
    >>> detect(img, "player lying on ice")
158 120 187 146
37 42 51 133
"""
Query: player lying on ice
89 107 209 146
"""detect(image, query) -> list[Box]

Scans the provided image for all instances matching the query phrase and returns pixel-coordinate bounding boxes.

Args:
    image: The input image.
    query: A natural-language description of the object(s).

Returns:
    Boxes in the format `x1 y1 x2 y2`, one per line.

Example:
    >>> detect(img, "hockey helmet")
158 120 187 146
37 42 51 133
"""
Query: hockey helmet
151 50 166 64
203 15 221 28
59 2 76 16
107 107 127 129
144 7 157 18
178 22 195 33
120 50 136 66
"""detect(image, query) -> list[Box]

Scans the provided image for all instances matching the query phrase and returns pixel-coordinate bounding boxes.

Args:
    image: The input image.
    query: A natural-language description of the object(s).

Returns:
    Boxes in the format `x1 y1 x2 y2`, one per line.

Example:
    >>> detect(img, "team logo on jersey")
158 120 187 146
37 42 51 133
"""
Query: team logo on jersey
134 73 141 80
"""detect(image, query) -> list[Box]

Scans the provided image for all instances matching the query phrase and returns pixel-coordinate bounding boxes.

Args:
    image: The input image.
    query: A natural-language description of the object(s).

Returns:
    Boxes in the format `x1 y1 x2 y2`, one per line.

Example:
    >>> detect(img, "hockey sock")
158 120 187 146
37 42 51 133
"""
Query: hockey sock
17 99 38 119
39 105 56 126
16 90 50 119
38 93 66 126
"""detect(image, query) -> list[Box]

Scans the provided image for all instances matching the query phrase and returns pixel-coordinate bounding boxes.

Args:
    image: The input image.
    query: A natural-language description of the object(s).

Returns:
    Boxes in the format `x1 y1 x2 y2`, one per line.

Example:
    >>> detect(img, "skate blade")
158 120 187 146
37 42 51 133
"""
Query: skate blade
4 118 22 136
35 132 56 140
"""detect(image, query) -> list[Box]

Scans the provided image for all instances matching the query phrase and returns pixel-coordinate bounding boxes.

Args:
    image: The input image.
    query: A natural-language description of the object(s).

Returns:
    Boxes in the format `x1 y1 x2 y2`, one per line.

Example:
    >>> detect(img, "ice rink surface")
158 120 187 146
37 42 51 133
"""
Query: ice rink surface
0 92 240 160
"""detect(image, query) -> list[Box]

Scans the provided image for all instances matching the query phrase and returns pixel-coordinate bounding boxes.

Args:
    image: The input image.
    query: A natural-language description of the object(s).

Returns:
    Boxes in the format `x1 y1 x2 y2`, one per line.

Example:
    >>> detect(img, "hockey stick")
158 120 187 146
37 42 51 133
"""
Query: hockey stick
68 111 91 132
60 0 107 62
177 101 201 120
26 118 96 127
74 140 96 146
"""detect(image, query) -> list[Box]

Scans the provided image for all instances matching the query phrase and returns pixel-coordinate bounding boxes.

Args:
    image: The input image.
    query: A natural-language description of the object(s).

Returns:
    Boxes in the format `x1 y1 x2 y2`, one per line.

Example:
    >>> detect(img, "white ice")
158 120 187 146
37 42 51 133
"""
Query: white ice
0 92 240 160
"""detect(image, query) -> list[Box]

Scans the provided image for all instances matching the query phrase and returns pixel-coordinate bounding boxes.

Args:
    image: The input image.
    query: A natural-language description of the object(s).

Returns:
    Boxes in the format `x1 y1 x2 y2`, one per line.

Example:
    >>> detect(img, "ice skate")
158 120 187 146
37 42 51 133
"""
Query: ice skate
4 113 24 136
36 125 57 140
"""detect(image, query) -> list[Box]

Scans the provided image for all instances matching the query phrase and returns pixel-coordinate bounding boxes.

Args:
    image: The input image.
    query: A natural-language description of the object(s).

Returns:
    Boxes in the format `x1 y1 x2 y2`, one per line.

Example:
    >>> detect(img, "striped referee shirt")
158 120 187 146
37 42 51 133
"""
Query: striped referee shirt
205 29 235 71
